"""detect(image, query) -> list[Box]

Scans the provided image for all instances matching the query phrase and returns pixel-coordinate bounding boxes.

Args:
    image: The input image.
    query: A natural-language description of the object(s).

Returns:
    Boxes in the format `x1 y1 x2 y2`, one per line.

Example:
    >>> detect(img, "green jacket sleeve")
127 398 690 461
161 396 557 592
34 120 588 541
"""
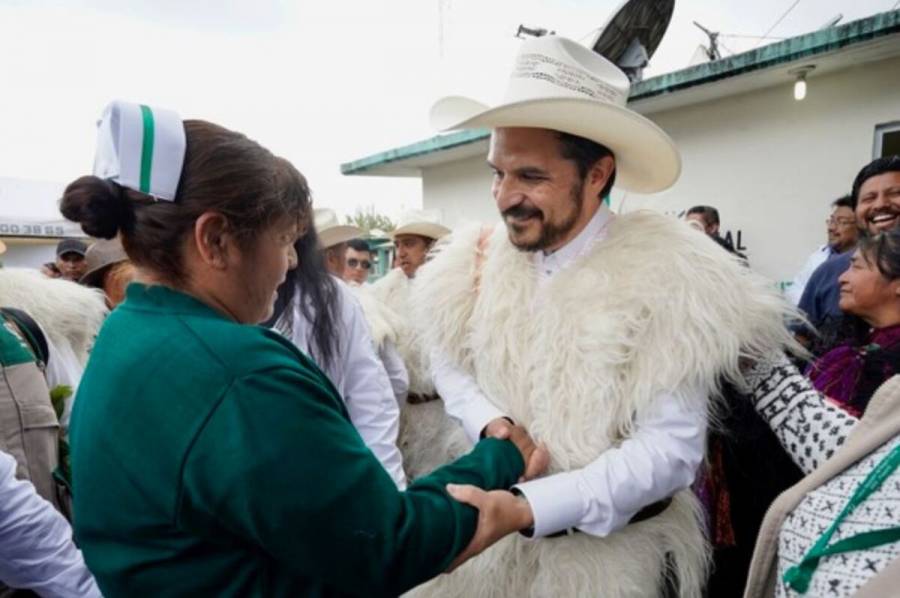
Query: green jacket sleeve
178 365 524 597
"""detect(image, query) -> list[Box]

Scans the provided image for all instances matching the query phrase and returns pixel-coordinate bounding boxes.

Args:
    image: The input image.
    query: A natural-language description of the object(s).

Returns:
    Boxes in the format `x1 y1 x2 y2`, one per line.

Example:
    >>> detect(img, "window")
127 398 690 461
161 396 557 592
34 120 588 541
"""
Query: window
875 121 900 158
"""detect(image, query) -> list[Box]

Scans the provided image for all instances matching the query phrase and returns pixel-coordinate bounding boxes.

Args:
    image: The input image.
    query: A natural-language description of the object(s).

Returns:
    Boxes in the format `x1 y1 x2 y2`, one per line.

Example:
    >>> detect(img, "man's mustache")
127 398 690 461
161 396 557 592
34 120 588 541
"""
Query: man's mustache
502 204 543 220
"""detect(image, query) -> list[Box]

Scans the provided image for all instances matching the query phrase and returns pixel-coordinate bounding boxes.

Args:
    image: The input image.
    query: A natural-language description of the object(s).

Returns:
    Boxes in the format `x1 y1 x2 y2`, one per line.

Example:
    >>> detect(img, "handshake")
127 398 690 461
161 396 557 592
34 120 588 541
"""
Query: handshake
445 417 550 572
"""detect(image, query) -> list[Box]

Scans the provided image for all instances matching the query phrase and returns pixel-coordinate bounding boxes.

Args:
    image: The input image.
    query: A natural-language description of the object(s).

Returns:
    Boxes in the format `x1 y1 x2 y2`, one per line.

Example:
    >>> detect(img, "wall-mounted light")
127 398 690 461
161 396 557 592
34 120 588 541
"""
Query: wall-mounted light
789 65 816 101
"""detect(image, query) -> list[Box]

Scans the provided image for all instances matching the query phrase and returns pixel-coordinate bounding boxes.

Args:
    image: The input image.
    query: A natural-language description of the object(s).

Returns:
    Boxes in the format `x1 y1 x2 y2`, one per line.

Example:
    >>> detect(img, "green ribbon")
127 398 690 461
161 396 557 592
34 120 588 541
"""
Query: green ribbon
139 105 155 194
784 442 900 593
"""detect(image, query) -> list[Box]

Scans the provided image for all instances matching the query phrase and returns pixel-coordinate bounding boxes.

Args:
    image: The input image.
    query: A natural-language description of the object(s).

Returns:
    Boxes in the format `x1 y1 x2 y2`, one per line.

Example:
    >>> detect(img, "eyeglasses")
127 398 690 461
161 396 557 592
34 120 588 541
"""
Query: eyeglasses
826 217 856 227
347 258 372 270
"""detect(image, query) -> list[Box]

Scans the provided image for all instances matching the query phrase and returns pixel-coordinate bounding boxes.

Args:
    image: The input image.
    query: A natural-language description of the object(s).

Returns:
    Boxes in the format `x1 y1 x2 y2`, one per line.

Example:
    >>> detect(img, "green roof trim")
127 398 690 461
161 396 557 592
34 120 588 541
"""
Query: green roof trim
342 10 900 176
631 9 900 100
341 128 489 175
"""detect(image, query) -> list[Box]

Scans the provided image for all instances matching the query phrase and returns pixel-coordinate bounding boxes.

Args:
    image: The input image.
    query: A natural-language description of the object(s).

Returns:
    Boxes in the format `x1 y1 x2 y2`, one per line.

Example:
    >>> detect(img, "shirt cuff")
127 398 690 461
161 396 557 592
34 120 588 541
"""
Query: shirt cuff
513 471 585 538
460 399 507 443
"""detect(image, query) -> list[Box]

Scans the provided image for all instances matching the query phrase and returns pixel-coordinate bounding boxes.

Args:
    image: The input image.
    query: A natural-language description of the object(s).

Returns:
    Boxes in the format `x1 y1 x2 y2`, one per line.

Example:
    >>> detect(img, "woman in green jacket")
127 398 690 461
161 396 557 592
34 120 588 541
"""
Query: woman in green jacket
61 101 544 597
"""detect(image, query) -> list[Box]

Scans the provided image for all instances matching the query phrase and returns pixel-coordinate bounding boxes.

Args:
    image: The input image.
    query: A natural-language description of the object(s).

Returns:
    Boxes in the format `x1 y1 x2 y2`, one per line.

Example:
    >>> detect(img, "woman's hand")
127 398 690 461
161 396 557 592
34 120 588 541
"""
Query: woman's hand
482 418 550 481
444 485 534 572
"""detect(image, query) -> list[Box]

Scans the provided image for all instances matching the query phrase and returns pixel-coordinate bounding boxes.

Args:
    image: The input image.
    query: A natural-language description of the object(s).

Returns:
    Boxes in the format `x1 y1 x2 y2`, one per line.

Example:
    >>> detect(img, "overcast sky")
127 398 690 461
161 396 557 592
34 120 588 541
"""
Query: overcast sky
1 0 897 221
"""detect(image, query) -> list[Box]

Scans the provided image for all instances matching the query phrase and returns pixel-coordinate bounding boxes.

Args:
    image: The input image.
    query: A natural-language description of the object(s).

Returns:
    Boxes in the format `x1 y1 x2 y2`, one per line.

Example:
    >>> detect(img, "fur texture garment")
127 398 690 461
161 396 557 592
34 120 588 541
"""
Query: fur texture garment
362 273 469 479
407 211 802 598
0 268 107 365
370 269 435 396
350 283 404 352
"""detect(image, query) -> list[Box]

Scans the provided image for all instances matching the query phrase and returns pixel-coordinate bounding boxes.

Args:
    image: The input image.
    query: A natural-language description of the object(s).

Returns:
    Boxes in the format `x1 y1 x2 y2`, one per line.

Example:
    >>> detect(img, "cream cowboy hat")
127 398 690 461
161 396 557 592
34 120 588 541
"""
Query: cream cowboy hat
390 209 451 240
314 208 363 249
430 35 681 194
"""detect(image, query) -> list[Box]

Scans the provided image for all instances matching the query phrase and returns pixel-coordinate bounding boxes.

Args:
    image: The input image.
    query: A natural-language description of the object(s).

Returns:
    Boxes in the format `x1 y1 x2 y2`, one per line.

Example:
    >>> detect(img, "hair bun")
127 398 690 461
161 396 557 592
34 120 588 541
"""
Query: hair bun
59 176 134 239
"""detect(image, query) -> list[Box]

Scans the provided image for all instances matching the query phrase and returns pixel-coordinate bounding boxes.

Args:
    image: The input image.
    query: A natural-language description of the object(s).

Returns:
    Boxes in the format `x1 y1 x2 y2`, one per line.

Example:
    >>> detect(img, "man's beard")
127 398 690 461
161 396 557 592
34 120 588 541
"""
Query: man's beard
503 180 584 252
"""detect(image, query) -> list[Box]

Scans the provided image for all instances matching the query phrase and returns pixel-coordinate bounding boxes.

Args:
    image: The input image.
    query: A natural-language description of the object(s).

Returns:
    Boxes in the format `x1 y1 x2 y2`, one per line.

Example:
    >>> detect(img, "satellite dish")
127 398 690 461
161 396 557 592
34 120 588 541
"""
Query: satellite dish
589 0 675 83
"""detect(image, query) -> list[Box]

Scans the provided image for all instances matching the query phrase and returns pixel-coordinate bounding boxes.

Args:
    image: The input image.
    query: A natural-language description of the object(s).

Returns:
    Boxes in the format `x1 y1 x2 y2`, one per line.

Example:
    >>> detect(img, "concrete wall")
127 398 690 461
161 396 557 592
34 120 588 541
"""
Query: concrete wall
422 155 497 229
421 55 900 286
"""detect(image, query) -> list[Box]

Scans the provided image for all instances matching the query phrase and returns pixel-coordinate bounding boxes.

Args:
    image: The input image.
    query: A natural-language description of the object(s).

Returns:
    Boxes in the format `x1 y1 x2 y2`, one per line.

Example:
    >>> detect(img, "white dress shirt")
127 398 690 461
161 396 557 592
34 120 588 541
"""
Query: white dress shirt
283 278 407 489
0 450 100 597
431 204 707 538
379 339 409 404
785 244 833 304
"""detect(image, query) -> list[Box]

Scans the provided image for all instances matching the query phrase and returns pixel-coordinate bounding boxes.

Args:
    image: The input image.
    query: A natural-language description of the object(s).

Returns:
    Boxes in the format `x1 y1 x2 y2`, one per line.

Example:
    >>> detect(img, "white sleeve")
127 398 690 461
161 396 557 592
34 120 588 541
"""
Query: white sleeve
379 339 409 404
0 451 101 598
430 348 507 443
513 388 707 538
42 335 84 432
337 286 407 490
785 247 829 305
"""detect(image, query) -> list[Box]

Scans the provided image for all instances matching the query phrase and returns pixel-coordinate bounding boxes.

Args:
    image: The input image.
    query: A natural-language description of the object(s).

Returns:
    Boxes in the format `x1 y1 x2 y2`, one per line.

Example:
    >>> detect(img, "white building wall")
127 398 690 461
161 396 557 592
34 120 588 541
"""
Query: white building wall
2 242 56 269
422 55 900 286
423 155 497 229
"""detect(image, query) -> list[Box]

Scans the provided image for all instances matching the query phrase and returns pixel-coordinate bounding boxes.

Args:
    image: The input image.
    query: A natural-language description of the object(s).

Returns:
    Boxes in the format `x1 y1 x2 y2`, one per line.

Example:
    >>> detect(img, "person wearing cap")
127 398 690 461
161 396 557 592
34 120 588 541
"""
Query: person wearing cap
80 237 135 308
407 36 801 597
61 101 546 597
55 239 89 282
271 208 408 488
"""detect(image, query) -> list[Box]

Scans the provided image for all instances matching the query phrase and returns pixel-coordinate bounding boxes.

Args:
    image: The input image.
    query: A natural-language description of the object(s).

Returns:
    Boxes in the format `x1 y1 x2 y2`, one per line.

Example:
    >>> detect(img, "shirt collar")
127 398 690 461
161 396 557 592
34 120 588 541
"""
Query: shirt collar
536 203 613 278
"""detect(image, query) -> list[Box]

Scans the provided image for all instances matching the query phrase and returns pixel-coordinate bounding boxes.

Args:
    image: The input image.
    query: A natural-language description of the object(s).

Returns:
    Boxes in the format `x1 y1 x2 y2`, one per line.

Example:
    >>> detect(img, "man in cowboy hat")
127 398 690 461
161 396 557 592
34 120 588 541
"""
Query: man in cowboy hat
370 209 450 400
408 35 800 597
367 210 470 480
389 209 451 279
314 208 365 278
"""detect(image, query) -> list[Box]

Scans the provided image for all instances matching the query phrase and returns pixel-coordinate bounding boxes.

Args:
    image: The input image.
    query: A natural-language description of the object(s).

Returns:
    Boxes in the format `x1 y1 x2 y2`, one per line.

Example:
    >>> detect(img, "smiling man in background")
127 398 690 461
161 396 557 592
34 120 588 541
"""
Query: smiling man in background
799 156 900 332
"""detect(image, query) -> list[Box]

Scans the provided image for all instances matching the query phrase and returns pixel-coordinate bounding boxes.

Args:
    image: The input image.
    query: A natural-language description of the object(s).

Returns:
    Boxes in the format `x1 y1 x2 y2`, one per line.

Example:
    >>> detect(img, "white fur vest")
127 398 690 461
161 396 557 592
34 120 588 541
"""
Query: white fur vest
370 268 435 396
407 211 801 598
365 272 470 479
0 268 107 365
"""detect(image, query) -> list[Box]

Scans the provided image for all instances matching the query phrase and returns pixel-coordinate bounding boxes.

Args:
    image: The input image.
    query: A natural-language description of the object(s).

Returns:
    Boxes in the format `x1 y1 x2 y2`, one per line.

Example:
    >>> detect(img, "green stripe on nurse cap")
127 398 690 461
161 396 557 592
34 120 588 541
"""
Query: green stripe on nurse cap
92 100 186 201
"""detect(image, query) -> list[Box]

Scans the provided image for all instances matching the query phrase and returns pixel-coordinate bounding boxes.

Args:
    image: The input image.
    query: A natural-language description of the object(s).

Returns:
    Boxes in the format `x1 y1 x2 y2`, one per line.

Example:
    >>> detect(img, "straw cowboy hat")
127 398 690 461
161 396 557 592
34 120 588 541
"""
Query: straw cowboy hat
80 237 128 287
429 35 681 194
314 208 363 249
390 209 451 240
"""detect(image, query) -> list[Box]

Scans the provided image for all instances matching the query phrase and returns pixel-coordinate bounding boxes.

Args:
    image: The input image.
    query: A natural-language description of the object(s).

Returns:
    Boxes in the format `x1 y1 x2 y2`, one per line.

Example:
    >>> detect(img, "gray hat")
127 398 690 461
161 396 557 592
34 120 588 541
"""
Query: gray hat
56 238 88 257
80 238 128 287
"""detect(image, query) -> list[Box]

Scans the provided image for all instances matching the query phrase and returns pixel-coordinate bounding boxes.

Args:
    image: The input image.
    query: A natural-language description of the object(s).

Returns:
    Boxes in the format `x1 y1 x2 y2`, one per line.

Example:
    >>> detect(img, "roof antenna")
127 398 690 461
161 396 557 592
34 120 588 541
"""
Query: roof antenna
693 21 722 61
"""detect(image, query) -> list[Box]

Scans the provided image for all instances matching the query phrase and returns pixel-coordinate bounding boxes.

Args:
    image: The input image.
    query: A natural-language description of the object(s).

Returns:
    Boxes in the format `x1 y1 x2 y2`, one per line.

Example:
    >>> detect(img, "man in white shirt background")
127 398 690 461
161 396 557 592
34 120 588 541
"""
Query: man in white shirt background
408 35 799 597
786 194 858 305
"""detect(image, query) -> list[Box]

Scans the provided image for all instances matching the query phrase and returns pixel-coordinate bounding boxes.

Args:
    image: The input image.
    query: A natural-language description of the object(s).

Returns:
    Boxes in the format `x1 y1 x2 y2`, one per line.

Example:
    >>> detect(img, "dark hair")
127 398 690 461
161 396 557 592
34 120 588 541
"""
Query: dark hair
850 155 900 209
555 132 616 200
686 205 720 227
347 238 370 252
60 120 309 285
858 227 900 281
267 226 340 371
832 194 854 210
